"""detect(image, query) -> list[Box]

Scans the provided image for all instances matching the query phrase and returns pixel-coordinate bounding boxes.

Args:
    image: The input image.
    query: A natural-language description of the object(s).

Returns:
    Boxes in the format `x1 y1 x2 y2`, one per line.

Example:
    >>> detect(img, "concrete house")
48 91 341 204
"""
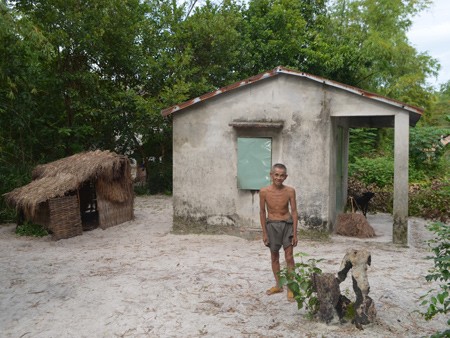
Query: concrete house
162 66 423 244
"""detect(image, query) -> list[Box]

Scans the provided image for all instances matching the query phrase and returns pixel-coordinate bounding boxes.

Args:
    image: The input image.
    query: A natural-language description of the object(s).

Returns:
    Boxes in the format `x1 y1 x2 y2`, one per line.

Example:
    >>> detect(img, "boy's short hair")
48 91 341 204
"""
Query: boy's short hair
272 163 287 174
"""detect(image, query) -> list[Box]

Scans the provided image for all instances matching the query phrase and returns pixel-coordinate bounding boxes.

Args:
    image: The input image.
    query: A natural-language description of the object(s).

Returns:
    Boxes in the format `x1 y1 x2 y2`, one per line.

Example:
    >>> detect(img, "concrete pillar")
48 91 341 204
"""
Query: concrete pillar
393 112 409 244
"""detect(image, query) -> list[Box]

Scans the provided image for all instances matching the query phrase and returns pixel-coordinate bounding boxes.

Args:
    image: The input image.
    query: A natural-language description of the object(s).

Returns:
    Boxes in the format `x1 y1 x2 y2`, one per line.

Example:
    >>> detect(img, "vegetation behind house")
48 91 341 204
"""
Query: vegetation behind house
1 0 449 223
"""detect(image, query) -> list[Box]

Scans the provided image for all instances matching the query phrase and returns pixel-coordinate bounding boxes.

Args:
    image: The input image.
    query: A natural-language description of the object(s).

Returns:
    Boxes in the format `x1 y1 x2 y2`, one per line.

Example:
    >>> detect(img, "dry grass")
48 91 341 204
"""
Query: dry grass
3 150 133 218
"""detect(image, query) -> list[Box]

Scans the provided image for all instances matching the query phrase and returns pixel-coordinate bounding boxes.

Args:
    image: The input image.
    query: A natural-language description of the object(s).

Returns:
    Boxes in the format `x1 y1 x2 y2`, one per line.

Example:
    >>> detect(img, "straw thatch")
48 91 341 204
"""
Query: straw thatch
4 150 134 220
336 213 376 238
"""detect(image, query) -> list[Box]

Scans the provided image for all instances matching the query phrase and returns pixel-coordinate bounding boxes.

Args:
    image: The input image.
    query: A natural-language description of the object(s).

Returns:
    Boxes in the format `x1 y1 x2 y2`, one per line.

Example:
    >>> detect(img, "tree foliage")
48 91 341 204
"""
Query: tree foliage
325 0 438 115
239 0 329 76
409 126 450 173
0 0 447 222
0 2 54 166
429 81 450 126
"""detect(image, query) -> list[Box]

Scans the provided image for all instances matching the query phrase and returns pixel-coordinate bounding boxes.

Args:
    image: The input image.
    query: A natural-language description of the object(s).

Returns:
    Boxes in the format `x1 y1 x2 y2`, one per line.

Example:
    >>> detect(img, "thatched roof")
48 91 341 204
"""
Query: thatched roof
4 150 133 216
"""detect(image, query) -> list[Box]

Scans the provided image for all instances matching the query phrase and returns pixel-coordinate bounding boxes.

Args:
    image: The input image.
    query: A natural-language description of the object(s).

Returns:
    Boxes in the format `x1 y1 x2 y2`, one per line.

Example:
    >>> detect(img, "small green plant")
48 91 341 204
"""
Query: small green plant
409 180 450 222
15 220 48 238
279 252 324 319
418 222 450 338
134 184 151 196
348 156 394 188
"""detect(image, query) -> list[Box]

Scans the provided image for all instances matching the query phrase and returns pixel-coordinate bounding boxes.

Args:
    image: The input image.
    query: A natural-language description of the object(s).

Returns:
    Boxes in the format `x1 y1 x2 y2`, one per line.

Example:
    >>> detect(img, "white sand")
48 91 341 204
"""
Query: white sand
0 195 448 338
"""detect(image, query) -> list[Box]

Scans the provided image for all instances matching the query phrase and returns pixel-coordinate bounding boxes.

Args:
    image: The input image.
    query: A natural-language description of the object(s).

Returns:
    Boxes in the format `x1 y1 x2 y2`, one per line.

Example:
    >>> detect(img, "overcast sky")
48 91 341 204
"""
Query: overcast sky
407 0 450 89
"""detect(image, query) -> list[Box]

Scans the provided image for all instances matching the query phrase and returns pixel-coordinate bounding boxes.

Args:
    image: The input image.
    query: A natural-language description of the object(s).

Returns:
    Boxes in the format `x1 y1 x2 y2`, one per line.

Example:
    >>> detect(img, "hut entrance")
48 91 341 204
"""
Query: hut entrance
78 181 98 231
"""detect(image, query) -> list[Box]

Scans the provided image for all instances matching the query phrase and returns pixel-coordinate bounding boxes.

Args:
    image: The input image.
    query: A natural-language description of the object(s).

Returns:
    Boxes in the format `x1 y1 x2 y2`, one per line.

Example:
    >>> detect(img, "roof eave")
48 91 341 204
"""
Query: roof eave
161 66 424 118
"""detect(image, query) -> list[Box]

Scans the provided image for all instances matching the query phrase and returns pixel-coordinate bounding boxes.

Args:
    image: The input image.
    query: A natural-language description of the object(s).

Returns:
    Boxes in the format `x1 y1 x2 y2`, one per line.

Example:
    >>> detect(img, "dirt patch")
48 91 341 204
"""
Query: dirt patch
0 195 447 337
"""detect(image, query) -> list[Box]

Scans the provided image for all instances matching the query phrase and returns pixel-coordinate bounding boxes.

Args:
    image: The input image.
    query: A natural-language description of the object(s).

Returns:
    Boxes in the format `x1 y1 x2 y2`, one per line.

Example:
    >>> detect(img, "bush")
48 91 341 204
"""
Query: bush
15 220 48 238
347 176 450 221
0 167 32 224
349 157 394 188
349 155 436 188
410 127 450 173
134 161 173 196
418 222 450 337
348 128 379 163
409 179 450 222
279 252 324 319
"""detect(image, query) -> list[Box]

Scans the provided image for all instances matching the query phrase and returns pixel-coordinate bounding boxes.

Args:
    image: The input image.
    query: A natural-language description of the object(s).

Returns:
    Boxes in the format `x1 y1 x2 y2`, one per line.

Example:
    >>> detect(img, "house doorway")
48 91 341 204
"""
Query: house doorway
78 181 99 231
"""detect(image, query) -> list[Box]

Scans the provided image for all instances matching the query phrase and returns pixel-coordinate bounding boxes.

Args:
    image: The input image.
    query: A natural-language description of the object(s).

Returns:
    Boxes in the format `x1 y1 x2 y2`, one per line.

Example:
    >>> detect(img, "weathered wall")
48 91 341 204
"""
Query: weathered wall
171 71 418 237
173 75 334 232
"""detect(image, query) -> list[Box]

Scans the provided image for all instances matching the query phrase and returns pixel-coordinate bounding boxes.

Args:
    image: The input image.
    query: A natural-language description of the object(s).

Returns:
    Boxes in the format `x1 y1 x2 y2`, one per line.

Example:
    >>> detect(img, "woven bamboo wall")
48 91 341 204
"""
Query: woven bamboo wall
49 195 83 240
97 198 133 229
95 172 134 230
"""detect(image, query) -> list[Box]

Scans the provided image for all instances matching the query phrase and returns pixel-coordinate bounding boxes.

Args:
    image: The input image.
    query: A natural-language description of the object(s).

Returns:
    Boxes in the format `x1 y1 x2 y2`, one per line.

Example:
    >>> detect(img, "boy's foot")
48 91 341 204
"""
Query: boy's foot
266 287 283 295
287 291 295 302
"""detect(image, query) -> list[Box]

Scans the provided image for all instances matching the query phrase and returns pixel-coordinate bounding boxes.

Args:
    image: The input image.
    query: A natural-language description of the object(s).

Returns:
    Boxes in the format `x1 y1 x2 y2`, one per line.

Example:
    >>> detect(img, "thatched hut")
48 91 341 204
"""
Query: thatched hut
4 150 134 240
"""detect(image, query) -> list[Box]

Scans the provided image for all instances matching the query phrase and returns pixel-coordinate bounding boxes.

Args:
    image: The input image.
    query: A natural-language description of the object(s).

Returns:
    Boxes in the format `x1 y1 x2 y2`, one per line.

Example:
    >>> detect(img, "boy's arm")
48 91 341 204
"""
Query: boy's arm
290 188 298 247
259 189 269 246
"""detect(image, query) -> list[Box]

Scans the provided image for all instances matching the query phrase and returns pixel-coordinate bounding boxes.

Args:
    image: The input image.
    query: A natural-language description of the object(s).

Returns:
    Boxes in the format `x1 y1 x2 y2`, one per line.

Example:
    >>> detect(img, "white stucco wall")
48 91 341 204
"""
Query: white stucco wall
173 75 335 232
170 70 418 240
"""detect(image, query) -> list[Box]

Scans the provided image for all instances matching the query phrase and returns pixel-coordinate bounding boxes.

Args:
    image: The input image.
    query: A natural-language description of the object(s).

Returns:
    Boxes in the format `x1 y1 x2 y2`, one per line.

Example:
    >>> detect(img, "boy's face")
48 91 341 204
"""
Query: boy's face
270 168 287 186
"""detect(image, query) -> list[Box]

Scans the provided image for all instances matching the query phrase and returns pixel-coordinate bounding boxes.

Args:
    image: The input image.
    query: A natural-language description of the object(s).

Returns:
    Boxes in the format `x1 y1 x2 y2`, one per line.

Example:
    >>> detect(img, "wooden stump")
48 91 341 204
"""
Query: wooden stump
338 249 376 329
312 249 376 330
311 273 341 323
312 273 352 324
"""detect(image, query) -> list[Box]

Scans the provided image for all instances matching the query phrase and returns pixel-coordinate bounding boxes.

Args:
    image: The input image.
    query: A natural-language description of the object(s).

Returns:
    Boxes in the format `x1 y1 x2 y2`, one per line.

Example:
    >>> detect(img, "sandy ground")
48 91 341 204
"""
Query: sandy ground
0 195 448 338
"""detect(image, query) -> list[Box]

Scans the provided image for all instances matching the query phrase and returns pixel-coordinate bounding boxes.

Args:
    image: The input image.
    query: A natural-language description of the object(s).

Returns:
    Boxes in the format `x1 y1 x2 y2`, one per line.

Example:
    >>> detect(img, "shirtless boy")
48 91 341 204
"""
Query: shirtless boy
259 163 298 302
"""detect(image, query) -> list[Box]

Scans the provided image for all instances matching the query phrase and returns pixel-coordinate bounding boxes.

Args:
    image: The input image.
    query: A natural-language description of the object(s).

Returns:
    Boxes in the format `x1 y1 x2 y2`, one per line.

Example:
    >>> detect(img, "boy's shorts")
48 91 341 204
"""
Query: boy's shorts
266 218 293 253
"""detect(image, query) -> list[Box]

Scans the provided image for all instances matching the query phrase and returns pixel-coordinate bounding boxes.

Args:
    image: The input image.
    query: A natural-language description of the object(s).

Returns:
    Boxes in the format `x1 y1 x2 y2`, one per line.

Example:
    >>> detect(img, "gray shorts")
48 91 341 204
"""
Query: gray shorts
266 218 294 253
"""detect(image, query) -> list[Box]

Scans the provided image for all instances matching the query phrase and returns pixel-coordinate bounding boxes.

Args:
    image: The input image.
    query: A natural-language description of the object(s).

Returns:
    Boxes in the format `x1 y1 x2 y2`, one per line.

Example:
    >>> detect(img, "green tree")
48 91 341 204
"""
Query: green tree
2 0 447 206
0 2 55 166
0 2 56 222
429 81 450 126
13 0 150 156
410 126 450 174
179 0 245 94
127 0 247 181
324 0 438 116
239 0 330 76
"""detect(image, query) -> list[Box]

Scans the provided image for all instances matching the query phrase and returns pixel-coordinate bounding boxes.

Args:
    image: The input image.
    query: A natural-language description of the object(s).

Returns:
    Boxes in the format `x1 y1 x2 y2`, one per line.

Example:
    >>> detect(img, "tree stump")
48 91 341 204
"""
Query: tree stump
338 249 376 329
311 273 352 324
311 249 376 330
311 273 341 323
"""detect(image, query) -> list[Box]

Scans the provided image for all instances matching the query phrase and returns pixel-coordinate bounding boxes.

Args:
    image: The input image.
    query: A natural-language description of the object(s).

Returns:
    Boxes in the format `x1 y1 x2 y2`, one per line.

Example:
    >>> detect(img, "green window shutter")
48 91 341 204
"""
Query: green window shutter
237 138 272 190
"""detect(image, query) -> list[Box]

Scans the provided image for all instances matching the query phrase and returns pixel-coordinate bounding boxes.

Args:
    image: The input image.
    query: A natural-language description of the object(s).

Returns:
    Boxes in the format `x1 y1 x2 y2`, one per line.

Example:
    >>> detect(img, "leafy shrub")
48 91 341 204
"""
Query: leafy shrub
348 128 379 163
419 222 450 338
409 179 450 222
146 161 173 194
279 252 324 319
15 220 48 237
349 156 394 188
134 161 173 195
349 155 434 188
410 127 450 173
0 167 32 224
409 165 427 184
134 184 152 196
347 176 450 221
